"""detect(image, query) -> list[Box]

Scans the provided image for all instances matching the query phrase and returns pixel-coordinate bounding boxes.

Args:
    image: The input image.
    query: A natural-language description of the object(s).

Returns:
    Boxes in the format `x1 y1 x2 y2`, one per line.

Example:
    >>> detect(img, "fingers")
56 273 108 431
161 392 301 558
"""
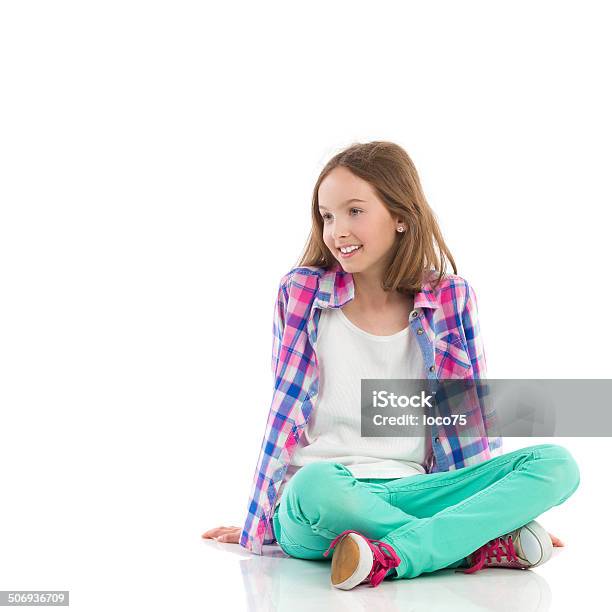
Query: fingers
212 529 241 543
217 530 240 544
202 527 229 536
201 526 241 540
547 532 565 547
553 538 565 547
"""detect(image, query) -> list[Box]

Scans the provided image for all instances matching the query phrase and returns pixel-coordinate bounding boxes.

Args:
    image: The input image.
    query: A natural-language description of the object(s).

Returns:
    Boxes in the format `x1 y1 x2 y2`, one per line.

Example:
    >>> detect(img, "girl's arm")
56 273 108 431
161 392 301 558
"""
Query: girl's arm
461 280 487 379
271 278 288 379
461 280 503 456
202 276 290 548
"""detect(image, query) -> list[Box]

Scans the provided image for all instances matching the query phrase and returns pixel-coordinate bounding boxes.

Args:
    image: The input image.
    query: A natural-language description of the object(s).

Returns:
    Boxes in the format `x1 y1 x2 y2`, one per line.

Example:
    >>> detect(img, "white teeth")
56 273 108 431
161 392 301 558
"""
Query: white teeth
340 245 361 253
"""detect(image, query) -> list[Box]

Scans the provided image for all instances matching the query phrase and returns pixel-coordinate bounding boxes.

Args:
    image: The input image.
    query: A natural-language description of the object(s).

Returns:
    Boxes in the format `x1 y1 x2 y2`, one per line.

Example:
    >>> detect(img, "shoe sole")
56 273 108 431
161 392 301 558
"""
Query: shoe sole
330 533 374 590
520 520 553 567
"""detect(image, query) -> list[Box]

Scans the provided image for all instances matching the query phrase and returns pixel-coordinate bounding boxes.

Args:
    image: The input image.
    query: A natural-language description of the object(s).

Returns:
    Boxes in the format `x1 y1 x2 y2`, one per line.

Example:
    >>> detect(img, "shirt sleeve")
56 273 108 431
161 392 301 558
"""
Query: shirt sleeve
462 280 504 457
271 277 288 380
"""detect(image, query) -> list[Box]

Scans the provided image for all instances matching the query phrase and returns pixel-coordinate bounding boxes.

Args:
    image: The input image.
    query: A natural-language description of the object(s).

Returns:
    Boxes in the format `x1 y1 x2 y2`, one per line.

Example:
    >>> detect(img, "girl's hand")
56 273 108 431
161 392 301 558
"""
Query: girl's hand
547 531 565 547
202 525 242 544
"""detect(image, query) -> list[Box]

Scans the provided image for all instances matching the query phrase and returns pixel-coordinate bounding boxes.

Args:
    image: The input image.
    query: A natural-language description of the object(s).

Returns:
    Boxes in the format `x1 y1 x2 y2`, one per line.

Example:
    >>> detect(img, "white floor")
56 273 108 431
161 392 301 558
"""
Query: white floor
203 531 583 612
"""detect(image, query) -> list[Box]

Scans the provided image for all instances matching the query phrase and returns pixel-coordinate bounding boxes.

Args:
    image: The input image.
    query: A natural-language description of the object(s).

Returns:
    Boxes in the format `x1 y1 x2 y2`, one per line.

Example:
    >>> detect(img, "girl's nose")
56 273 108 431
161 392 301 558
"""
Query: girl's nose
332 226 350 239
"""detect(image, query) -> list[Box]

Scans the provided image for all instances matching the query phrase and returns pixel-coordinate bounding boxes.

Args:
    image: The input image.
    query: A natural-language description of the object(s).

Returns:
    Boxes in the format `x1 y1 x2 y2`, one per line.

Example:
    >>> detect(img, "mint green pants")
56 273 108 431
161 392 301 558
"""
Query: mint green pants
271 444 580 580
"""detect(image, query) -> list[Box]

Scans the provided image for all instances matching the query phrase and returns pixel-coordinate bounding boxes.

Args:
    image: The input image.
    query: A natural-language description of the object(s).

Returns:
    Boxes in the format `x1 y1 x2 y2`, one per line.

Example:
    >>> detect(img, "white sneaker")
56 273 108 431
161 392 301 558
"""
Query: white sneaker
323 529 401 590
457 520 553 574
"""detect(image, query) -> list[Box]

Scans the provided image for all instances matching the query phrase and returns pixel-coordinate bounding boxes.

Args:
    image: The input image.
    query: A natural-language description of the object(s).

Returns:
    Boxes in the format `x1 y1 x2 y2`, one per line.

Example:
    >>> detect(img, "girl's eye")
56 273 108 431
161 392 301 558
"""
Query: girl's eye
321 208 362 222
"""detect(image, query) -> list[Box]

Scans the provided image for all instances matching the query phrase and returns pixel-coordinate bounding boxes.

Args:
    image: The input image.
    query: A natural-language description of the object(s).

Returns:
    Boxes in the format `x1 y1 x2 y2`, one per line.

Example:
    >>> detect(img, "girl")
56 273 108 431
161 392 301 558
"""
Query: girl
202 141 579 590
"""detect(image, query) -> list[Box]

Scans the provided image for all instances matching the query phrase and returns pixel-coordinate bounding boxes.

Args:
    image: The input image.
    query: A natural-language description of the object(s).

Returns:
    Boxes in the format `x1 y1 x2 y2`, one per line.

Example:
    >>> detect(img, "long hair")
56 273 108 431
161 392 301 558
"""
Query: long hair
295 141 458 294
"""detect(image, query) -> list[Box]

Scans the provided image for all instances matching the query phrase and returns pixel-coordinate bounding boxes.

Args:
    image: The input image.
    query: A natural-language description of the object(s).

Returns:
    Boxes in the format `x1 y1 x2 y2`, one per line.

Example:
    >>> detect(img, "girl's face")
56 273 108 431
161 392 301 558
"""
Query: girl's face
318 166 401 273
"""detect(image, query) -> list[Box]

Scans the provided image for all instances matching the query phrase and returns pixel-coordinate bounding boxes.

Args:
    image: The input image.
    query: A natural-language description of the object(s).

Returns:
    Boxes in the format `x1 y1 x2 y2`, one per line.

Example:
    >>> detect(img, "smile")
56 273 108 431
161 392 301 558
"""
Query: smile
338 245 363 258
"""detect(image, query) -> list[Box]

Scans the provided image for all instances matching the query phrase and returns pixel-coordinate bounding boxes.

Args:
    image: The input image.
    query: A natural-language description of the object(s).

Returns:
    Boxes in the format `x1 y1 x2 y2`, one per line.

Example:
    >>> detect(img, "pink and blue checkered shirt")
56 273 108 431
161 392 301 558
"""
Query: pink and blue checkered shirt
240 262 503 555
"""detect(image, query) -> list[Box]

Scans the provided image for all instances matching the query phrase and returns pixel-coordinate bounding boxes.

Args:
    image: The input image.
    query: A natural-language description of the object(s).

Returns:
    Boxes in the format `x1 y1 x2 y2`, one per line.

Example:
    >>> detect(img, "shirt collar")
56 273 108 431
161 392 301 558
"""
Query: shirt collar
314 261 440 310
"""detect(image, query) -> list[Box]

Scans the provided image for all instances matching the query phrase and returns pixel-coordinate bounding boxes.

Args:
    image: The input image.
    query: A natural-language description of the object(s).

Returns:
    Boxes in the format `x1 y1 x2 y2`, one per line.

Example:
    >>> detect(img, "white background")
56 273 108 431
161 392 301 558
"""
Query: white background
0 1 610 610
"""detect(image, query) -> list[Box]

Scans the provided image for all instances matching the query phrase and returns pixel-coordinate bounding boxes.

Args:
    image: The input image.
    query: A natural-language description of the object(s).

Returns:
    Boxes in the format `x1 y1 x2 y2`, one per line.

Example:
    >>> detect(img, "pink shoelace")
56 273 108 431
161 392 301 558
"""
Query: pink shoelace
323 529 401 587
456 534 522 574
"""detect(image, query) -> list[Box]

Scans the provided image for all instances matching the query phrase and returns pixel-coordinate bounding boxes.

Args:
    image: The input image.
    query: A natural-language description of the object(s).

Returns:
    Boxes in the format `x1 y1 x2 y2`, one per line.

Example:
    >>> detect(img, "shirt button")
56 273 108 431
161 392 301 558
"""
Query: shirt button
410 310 419 319
435 436 440 443
417 328 424 335
429 365 435 372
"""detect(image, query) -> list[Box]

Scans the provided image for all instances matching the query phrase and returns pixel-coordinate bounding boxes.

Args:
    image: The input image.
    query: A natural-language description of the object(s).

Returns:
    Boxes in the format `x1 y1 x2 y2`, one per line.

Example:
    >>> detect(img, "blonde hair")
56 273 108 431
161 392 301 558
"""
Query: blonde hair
296 141 458 294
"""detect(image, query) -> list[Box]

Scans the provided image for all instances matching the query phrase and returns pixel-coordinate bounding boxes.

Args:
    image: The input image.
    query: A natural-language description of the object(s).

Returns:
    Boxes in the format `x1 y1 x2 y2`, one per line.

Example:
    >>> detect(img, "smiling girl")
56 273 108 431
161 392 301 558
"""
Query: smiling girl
202 141 579 590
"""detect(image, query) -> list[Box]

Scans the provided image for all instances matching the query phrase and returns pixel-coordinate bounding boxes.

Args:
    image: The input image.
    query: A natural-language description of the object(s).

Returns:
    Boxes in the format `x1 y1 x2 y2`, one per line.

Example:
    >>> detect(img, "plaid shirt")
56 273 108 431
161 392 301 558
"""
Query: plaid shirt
239 262 503 555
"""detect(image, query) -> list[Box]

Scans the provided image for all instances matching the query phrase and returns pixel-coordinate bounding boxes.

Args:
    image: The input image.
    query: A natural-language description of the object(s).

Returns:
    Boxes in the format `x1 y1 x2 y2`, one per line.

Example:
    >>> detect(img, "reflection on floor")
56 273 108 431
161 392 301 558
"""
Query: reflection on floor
203 540 568 612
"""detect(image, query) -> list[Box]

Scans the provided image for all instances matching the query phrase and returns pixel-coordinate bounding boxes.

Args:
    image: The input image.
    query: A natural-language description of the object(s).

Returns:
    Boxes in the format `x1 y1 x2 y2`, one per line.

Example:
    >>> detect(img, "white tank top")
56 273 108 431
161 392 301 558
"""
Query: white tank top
276 305 428 506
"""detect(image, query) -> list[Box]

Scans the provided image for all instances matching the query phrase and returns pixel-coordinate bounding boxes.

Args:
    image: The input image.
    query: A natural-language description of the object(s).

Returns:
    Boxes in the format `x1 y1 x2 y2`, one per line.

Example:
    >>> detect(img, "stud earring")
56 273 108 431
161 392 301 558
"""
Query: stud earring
397 225 405 233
